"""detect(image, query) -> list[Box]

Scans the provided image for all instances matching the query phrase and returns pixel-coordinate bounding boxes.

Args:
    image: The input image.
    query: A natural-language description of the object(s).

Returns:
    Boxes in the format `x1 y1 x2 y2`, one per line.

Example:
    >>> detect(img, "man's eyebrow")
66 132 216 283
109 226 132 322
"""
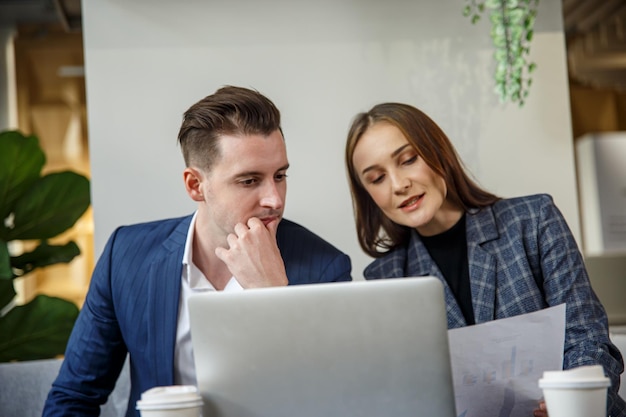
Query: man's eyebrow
361 144 411 175
234 164 290 178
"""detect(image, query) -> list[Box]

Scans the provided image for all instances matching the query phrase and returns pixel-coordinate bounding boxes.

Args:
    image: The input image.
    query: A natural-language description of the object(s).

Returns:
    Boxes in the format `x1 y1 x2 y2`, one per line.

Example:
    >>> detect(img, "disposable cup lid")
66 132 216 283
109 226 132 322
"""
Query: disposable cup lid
538 365 611 389
136 385 203 410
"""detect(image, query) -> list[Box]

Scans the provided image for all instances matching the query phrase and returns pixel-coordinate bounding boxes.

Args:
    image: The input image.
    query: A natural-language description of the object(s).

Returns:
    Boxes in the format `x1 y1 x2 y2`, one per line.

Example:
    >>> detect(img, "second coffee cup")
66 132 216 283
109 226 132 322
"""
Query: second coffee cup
136 385 203 417
538 365 610 417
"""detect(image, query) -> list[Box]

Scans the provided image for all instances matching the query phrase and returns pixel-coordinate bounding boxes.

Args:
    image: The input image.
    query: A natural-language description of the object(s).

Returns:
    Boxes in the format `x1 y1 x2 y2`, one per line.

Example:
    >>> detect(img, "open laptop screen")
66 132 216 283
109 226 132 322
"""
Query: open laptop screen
189 276 456 417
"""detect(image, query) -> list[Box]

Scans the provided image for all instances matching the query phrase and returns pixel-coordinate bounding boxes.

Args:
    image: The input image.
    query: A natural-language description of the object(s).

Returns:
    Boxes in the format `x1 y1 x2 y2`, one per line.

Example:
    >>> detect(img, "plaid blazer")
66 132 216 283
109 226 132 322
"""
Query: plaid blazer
364 193 625 417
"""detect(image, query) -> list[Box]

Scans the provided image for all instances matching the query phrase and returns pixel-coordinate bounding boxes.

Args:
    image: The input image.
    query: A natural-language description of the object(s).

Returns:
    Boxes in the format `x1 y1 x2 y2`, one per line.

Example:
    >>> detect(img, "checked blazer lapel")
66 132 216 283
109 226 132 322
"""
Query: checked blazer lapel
466 207 499 325
145 216 189 386
405 230 467 329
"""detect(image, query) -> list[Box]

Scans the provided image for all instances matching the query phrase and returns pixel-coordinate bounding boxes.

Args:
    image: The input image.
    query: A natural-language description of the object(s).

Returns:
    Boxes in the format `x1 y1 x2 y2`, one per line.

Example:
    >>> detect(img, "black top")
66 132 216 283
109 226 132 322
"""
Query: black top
419 214 474 325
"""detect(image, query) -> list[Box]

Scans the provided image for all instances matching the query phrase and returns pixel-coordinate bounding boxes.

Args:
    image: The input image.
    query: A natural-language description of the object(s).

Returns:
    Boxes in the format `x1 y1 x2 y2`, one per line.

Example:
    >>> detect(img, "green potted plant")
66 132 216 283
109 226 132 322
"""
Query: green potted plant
0 129 90 362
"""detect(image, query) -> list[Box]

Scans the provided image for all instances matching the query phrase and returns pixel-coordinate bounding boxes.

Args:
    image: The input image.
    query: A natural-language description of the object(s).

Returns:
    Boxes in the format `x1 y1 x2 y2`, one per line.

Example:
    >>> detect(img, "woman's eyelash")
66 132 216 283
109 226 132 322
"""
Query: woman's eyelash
372 175 385 184
402 155 417 165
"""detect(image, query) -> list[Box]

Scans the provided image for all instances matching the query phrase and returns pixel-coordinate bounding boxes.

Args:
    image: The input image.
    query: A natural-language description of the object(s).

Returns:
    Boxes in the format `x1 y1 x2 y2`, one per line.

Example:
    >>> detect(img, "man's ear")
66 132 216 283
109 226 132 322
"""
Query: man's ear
183 167 205 202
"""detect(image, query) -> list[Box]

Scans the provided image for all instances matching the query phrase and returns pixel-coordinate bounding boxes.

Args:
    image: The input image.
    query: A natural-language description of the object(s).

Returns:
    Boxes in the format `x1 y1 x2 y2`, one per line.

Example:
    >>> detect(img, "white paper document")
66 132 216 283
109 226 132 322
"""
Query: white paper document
447 304 566 417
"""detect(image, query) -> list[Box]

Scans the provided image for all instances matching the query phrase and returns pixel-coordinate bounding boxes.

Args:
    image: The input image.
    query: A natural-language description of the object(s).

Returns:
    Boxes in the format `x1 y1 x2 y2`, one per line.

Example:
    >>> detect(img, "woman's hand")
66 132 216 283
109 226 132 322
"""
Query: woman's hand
533 400 548 417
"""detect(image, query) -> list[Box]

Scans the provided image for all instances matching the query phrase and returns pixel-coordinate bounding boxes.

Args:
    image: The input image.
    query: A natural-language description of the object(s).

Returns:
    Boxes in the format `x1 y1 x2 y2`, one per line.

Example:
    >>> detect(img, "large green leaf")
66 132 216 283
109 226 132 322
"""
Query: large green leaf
0 131 45 222
0 295 78 362
0 280 16 313
0 241 11 280
11 241 81 277
6 172 90 240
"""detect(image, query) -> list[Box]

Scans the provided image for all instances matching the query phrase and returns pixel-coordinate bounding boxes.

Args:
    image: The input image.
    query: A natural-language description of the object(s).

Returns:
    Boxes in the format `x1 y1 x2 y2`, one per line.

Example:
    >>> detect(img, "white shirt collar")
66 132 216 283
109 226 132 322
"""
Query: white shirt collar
182 211 241 291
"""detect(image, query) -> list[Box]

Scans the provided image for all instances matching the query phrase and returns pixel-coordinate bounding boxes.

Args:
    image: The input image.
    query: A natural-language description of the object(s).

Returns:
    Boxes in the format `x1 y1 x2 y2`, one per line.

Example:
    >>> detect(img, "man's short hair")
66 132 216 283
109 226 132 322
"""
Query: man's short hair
178 85 282 171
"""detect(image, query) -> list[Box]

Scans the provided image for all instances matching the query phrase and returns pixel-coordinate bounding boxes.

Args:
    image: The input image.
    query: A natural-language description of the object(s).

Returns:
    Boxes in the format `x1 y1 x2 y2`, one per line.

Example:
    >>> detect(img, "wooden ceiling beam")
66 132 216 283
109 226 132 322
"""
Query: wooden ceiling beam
577 0 624 32
562 0 581 15
564 0 604 33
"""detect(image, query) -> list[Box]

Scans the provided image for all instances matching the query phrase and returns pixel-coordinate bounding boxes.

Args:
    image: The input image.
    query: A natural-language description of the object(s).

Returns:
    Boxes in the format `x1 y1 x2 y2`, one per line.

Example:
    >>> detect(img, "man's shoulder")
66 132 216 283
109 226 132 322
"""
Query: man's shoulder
116 215 191 234
277 218 344 254
108 214 192 249
277 218 352 283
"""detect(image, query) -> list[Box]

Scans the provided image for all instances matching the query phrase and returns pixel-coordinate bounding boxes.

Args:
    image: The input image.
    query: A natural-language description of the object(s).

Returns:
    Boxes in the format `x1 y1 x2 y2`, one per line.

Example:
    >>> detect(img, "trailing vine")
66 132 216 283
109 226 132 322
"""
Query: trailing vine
463 0 540 106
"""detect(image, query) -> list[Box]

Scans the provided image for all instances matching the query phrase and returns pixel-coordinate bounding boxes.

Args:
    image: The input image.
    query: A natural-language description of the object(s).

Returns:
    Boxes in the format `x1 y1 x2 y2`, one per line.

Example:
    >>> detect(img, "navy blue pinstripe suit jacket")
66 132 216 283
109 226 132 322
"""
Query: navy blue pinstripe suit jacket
43 215 352 417
364 194 625 417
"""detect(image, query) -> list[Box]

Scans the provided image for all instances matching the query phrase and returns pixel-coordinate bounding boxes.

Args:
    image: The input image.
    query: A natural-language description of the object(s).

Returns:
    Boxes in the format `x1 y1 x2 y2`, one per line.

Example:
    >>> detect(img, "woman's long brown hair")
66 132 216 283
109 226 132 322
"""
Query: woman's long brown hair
345 102 500 257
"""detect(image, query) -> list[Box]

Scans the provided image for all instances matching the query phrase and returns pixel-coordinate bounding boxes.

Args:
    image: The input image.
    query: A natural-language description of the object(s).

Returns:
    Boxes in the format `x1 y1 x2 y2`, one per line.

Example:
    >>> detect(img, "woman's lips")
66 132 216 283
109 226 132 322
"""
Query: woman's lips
399 194 424 210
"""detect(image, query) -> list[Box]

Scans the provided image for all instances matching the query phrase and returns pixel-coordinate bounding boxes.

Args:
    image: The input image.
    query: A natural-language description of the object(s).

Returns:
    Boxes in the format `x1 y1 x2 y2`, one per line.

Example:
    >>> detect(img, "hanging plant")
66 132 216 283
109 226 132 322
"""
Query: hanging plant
463 0 540 106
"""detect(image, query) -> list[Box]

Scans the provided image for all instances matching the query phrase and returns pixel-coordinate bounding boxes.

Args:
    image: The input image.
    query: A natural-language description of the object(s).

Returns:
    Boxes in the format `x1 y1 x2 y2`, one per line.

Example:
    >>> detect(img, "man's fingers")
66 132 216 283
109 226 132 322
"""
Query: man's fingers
233 222 248 236
266 218 279 236
215 246 227 261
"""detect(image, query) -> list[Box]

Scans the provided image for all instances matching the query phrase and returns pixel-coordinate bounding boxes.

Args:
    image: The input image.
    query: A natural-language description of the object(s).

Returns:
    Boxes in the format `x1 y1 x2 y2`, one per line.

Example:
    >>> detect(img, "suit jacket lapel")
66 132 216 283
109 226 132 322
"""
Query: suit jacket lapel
146 216 190 385
466 207 499 324
406 230 467 328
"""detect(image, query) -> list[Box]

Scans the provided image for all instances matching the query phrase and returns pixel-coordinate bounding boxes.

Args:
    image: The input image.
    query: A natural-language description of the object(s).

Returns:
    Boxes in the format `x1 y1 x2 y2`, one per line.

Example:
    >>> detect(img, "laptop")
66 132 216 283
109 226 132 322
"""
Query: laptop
188 276 457 417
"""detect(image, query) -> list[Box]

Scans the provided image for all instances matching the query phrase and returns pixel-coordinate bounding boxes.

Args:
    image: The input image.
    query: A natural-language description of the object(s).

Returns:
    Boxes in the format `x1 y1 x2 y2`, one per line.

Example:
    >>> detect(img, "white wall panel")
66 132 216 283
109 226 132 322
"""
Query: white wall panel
82 0 577 279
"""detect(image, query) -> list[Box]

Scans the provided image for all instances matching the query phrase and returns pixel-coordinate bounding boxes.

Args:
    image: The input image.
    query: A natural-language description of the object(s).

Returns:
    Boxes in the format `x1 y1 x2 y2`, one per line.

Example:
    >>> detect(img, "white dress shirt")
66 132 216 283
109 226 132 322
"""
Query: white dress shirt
174 212 243 385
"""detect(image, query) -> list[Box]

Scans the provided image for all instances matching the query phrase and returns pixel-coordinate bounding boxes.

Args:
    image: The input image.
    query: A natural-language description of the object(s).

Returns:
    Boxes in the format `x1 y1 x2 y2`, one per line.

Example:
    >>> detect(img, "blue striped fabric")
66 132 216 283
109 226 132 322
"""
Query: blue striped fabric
43 215 352 417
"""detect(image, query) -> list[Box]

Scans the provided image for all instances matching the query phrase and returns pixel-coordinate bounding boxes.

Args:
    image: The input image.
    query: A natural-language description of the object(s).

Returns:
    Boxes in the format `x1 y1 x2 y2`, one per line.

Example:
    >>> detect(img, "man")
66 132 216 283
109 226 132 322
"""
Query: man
43 86 352 416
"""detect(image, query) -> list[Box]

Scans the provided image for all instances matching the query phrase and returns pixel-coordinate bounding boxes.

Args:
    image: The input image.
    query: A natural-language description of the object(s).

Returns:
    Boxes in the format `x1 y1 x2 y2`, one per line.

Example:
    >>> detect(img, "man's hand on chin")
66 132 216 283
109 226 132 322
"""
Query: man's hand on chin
215 217 288 288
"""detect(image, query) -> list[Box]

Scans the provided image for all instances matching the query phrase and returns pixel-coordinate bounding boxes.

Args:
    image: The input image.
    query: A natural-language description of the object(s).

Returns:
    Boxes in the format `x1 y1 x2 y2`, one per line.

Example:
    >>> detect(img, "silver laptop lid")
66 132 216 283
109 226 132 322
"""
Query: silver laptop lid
188 276 456 417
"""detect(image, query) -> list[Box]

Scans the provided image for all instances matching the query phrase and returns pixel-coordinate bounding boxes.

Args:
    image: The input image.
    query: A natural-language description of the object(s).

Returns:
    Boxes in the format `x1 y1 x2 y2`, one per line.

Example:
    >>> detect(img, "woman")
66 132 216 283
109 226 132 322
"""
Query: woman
345 102 625 417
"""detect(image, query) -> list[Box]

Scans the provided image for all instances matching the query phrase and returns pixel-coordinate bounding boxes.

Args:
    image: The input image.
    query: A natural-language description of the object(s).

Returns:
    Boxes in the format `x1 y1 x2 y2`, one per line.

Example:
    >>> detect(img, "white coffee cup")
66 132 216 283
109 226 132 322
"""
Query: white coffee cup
538 365 610 417
136 385 203 417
